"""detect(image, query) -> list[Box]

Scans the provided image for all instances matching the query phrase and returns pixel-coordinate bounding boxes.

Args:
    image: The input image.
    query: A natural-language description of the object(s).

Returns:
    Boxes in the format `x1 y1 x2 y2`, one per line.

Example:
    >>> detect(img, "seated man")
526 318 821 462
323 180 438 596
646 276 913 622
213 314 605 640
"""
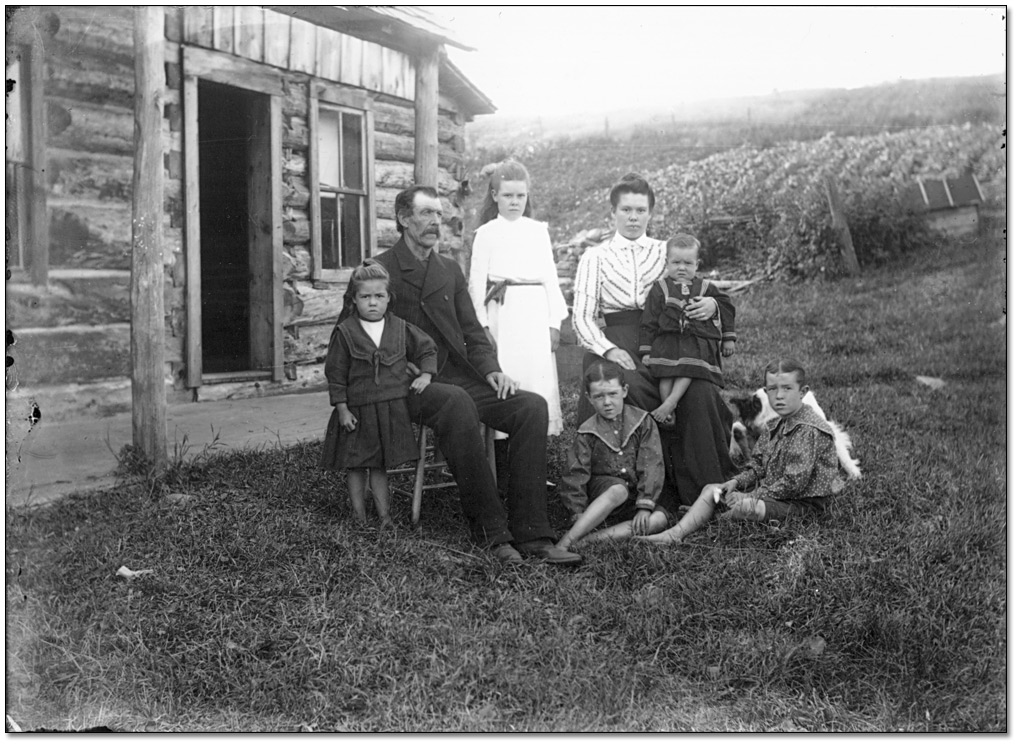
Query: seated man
374 185 581 566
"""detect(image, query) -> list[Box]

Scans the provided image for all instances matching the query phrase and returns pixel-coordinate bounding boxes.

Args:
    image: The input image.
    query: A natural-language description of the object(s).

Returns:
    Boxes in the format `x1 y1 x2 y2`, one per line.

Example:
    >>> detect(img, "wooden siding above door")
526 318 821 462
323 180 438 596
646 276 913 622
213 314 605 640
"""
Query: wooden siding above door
175 6 415 100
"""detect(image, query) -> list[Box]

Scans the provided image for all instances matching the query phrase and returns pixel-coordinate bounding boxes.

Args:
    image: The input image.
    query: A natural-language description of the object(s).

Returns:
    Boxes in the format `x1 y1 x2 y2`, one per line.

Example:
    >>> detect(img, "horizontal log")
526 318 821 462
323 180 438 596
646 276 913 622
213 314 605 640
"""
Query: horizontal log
9 323 131 385
372 98 459 143
285 321 333 363
45 43 135 109
374 159 459 193
194 363 326 402
47 97 134 156
375 131 461 170
48 149 134 202
48 6 134 61
49 202 132 269
284 217 311 245
291 280 346 326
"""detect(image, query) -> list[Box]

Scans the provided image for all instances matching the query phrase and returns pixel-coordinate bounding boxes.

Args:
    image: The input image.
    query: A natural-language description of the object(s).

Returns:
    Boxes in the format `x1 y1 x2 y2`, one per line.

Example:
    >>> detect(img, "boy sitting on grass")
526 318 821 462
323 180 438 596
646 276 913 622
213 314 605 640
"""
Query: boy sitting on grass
554 361 670 550
641 357 845 544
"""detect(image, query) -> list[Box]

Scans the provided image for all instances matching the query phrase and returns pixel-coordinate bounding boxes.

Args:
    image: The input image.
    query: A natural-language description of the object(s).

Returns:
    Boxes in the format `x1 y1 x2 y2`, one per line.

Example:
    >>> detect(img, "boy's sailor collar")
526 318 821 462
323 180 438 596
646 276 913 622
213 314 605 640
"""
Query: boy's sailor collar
577 403 650 451
768 402 835 438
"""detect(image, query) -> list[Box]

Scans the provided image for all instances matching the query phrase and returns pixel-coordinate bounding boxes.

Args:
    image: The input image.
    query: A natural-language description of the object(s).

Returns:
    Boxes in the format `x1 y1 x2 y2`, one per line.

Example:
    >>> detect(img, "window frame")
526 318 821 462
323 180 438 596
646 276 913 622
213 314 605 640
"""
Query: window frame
5 41 47 284
308 84 376 283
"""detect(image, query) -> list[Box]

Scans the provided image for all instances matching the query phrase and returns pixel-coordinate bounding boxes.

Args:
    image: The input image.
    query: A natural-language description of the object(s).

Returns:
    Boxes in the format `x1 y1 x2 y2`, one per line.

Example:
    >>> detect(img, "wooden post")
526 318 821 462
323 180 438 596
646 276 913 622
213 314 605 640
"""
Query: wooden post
131 6 168 468
824 175 861 276
27 37 48 286
413 45 439 187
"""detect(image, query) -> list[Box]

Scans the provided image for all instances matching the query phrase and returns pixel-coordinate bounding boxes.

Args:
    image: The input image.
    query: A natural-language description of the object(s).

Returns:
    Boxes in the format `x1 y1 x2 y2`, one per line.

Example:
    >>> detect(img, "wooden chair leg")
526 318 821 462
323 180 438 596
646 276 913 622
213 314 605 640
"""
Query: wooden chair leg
410 426 428 525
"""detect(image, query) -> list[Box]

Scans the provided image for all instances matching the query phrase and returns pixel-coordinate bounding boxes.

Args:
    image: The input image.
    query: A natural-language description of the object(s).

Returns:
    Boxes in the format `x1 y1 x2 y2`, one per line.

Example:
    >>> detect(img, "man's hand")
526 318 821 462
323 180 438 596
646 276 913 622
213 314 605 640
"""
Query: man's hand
549 326 560 352
605 347 636 371
485 371 518 400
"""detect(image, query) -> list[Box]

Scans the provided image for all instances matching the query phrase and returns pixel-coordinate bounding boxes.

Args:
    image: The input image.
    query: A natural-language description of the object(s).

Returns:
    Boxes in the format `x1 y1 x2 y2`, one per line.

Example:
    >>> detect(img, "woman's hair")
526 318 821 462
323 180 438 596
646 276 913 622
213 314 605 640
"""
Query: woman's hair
666 233 702 259
478 160 533 226
763 358 807 387
341 259 391 319
609 172 656 211
583 359 627 393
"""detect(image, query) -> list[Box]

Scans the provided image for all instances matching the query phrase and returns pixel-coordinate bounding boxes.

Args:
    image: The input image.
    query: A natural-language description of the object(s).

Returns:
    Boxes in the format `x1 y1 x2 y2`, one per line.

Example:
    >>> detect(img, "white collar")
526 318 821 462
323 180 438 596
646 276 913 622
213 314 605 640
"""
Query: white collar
609 232 651 251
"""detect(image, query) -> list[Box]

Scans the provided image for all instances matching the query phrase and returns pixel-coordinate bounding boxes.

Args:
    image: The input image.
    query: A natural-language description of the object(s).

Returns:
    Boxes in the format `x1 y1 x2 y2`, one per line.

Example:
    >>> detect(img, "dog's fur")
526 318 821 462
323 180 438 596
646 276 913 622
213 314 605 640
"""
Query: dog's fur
728 388 862 479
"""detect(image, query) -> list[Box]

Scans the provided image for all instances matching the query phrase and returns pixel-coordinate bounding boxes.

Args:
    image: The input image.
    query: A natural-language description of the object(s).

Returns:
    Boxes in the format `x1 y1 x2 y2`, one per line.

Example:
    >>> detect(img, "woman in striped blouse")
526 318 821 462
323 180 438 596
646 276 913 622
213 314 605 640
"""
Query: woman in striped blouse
572 173 737 511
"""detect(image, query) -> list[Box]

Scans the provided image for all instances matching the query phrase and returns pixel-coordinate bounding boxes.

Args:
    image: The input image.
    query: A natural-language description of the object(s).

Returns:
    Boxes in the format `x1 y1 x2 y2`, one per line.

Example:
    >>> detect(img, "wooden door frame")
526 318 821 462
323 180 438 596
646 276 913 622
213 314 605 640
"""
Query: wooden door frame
182 46 284 387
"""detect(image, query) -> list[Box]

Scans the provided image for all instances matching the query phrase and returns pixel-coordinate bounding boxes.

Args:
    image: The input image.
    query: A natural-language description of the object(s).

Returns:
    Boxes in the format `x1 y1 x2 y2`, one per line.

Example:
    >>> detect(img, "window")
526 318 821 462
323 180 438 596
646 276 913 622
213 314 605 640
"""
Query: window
6 53 29 270
309 85 375 282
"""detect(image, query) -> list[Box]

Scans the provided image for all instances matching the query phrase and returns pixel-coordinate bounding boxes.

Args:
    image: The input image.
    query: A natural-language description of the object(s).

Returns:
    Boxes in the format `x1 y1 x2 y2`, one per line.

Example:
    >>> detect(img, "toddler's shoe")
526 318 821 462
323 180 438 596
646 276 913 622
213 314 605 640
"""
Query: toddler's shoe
516 539 583 566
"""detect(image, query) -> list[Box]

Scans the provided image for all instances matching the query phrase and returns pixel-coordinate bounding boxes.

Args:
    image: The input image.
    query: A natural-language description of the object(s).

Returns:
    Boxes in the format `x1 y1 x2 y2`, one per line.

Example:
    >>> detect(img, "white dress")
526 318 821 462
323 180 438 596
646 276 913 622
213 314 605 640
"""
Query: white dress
469 215 568 437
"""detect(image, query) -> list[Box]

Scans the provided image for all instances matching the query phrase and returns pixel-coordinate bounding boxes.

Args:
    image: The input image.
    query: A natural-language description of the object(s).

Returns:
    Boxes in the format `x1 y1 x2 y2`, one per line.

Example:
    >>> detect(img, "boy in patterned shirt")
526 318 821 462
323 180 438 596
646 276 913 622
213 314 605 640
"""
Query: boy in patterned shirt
641 358 845 544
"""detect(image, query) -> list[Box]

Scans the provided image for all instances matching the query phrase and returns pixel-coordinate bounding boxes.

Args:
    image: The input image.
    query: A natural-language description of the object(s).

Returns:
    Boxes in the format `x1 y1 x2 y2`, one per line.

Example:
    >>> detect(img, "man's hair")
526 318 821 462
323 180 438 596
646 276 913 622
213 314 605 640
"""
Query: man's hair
584 359 627 393
666 233 702 259
609 172 656 211
763 358 807 387
394 185 440 235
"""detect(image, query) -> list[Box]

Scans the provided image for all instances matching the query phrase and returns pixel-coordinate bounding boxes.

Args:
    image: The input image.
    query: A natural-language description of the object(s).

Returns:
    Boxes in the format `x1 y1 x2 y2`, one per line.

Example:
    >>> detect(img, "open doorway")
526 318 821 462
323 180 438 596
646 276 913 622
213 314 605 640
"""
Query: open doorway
195 78 278 379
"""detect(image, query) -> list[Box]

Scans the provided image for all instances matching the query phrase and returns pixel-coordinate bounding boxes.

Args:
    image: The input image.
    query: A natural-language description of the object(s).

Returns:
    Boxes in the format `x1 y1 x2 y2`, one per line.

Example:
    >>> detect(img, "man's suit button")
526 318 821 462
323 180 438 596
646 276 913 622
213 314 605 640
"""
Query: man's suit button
444 295 449 301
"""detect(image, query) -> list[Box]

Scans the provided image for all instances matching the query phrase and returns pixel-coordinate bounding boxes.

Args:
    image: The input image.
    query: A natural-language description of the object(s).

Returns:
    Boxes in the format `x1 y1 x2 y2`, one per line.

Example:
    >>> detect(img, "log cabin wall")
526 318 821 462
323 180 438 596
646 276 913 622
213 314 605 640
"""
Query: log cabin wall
7 6 477 414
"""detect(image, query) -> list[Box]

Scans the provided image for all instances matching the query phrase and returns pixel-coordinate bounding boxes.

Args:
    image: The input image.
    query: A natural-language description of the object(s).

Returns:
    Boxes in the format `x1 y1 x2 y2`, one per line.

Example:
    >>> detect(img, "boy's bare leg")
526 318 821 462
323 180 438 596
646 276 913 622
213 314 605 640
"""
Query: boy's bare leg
651 377 692 425
346 469 369 522
584 508 670 543
555 484 629 550
367 468 396 528
639 483 719 544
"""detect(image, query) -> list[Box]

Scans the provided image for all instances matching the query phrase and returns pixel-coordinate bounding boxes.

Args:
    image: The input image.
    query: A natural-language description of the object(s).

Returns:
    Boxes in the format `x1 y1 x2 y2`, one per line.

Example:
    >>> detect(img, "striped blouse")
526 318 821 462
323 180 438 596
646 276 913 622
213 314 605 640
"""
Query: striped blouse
572 233 668 356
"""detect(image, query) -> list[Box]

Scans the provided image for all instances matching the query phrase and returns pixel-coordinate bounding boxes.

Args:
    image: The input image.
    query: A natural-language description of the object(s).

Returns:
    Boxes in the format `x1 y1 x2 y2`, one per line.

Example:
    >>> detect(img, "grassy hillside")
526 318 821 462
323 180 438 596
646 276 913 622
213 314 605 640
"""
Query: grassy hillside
466 75 1005 249
6 225 1006 732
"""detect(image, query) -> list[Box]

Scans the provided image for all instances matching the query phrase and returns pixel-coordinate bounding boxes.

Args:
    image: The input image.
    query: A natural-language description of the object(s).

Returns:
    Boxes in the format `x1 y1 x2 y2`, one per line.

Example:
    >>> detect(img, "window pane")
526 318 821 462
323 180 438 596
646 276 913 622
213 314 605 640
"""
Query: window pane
340 194 363 267
318 107 340 188
320 194 340 270
341 112 363 191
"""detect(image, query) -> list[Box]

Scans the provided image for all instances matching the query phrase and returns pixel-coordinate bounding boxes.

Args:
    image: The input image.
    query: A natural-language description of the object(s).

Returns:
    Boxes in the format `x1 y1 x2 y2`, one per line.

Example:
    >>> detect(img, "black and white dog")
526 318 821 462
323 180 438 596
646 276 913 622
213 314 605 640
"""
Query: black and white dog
728 389 862 479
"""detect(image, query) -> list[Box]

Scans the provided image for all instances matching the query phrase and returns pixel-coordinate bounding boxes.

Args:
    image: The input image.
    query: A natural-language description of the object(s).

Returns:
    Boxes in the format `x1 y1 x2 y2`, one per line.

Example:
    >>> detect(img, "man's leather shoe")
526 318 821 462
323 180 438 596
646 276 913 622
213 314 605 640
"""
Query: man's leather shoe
516 539 583 566
490 543 525 564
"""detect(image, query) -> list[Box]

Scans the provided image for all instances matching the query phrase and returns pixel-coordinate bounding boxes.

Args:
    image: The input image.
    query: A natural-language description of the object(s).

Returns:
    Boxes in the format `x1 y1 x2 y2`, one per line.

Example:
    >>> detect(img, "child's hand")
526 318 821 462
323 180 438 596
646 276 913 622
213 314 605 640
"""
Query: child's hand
410 372 432 394
641 354 650 366
336 404 358 432
631 509 652 536
722 341 736 357
719 479 738 499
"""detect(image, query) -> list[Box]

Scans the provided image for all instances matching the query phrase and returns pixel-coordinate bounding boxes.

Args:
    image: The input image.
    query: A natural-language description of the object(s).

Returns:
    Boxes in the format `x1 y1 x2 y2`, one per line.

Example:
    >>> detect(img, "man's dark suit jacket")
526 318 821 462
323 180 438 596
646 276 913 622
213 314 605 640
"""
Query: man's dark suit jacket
375 237 501 381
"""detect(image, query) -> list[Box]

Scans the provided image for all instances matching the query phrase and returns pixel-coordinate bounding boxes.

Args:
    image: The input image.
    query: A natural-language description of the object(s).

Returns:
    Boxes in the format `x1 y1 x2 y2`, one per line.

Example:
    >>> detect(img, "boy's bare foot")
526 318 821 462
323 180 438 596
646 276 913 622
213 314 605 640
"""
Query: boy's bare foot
636 526 686 544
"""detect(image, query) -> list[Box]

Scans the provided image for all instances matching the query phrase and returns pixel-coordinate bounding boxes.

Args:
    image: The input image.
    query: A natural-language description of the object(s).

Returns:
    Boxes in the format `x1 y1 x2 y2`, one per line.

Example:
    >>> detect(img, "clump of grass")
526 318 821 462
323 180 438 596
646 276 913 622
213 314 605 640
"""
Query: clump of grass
5 229 1005 732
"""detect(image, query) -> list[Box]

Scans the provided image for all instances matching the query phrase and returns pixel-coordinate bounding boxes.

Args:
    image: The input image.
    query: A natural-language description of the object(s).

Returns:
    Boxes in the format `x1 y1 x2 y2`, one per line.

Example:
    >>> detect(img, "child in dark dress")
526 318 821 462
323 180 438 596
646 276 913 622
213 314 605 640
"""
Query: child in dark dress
639 233 737 425
320 260 438 526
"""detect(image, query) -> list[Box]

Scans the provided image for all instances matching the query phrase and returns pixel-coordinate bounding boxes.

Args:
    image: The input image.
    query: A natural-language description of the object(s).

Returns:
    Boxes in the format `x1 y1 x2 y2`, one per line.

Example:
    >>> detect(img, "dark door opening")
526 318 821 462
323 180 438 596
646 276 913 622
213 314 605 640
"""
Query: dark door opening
198 80 253 374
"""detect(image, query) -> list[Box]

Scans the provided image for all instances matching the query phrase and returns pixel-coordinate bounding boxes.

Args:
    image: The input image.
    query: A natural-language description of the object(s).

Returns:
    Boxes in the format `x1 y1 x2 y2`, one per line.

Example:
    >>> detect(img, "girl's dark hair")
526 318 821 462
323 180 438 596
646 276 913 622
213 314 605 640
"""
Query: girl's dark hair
477 160 533 226
341 259 391 320
583 359 627 393
666 232 702 259
763 358 807 387
609 172 656 211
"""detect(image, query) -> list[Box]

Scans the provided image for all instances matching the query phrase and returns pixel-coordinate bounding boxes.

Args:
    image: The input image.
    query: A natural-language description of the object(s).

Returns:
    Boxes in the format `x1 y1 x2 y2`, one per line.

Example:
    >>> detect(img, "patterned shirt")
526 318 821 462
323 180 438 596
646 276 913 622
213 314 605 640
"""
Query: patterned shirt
733 403 845 503
572 233 668 356
559 404 665 515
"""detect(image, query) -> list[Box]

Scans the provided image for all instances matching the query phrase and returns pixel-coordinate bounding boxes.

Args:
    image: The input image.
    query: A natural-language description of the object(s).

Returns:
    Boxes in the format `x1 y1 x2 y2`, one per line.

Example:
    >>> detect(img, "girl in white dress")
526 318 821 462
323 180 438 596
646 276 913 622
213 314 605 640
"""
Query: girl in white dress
469 161 568 436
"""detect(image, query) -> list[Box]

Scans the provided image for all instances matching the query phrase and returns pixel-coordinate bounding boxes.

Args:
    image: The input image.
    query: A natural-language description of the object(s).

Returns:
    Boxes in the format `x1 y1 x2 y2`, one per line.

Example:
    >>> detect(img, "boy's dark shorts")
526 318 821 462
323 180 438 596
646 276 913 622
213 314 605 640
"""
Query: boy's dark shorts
759 495 831 521
587 476 676 524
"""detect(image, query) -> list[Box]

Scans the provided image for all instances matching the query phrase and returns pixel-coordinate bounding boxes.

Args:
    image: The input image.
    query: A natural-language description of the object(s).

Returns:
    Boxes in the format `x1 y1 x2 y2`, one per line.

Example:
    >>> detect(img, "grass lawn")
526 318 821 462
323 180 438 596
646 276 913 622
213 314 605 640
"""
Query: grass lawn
5 227 1006 732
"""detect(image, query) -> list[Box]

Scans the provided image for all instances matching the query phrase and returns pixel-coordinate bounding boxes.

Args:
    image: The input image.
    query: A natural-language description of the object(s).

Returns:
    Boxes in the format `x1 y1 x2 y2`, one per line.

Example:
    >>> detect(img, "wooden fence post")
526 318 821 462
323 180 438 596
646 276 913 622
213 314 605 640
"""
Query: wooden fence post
825 175 861 276
131 6 168 469
413 45 439 187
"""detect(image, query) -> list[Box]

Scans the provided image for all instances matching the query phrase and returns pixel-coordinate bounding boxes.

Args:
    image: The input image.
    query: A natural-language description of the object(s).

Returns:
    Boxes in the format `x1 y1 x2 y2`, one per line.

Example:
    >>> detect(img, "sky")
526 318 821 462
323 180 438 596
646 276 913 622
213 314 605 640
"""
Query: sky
432 6 1006 118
